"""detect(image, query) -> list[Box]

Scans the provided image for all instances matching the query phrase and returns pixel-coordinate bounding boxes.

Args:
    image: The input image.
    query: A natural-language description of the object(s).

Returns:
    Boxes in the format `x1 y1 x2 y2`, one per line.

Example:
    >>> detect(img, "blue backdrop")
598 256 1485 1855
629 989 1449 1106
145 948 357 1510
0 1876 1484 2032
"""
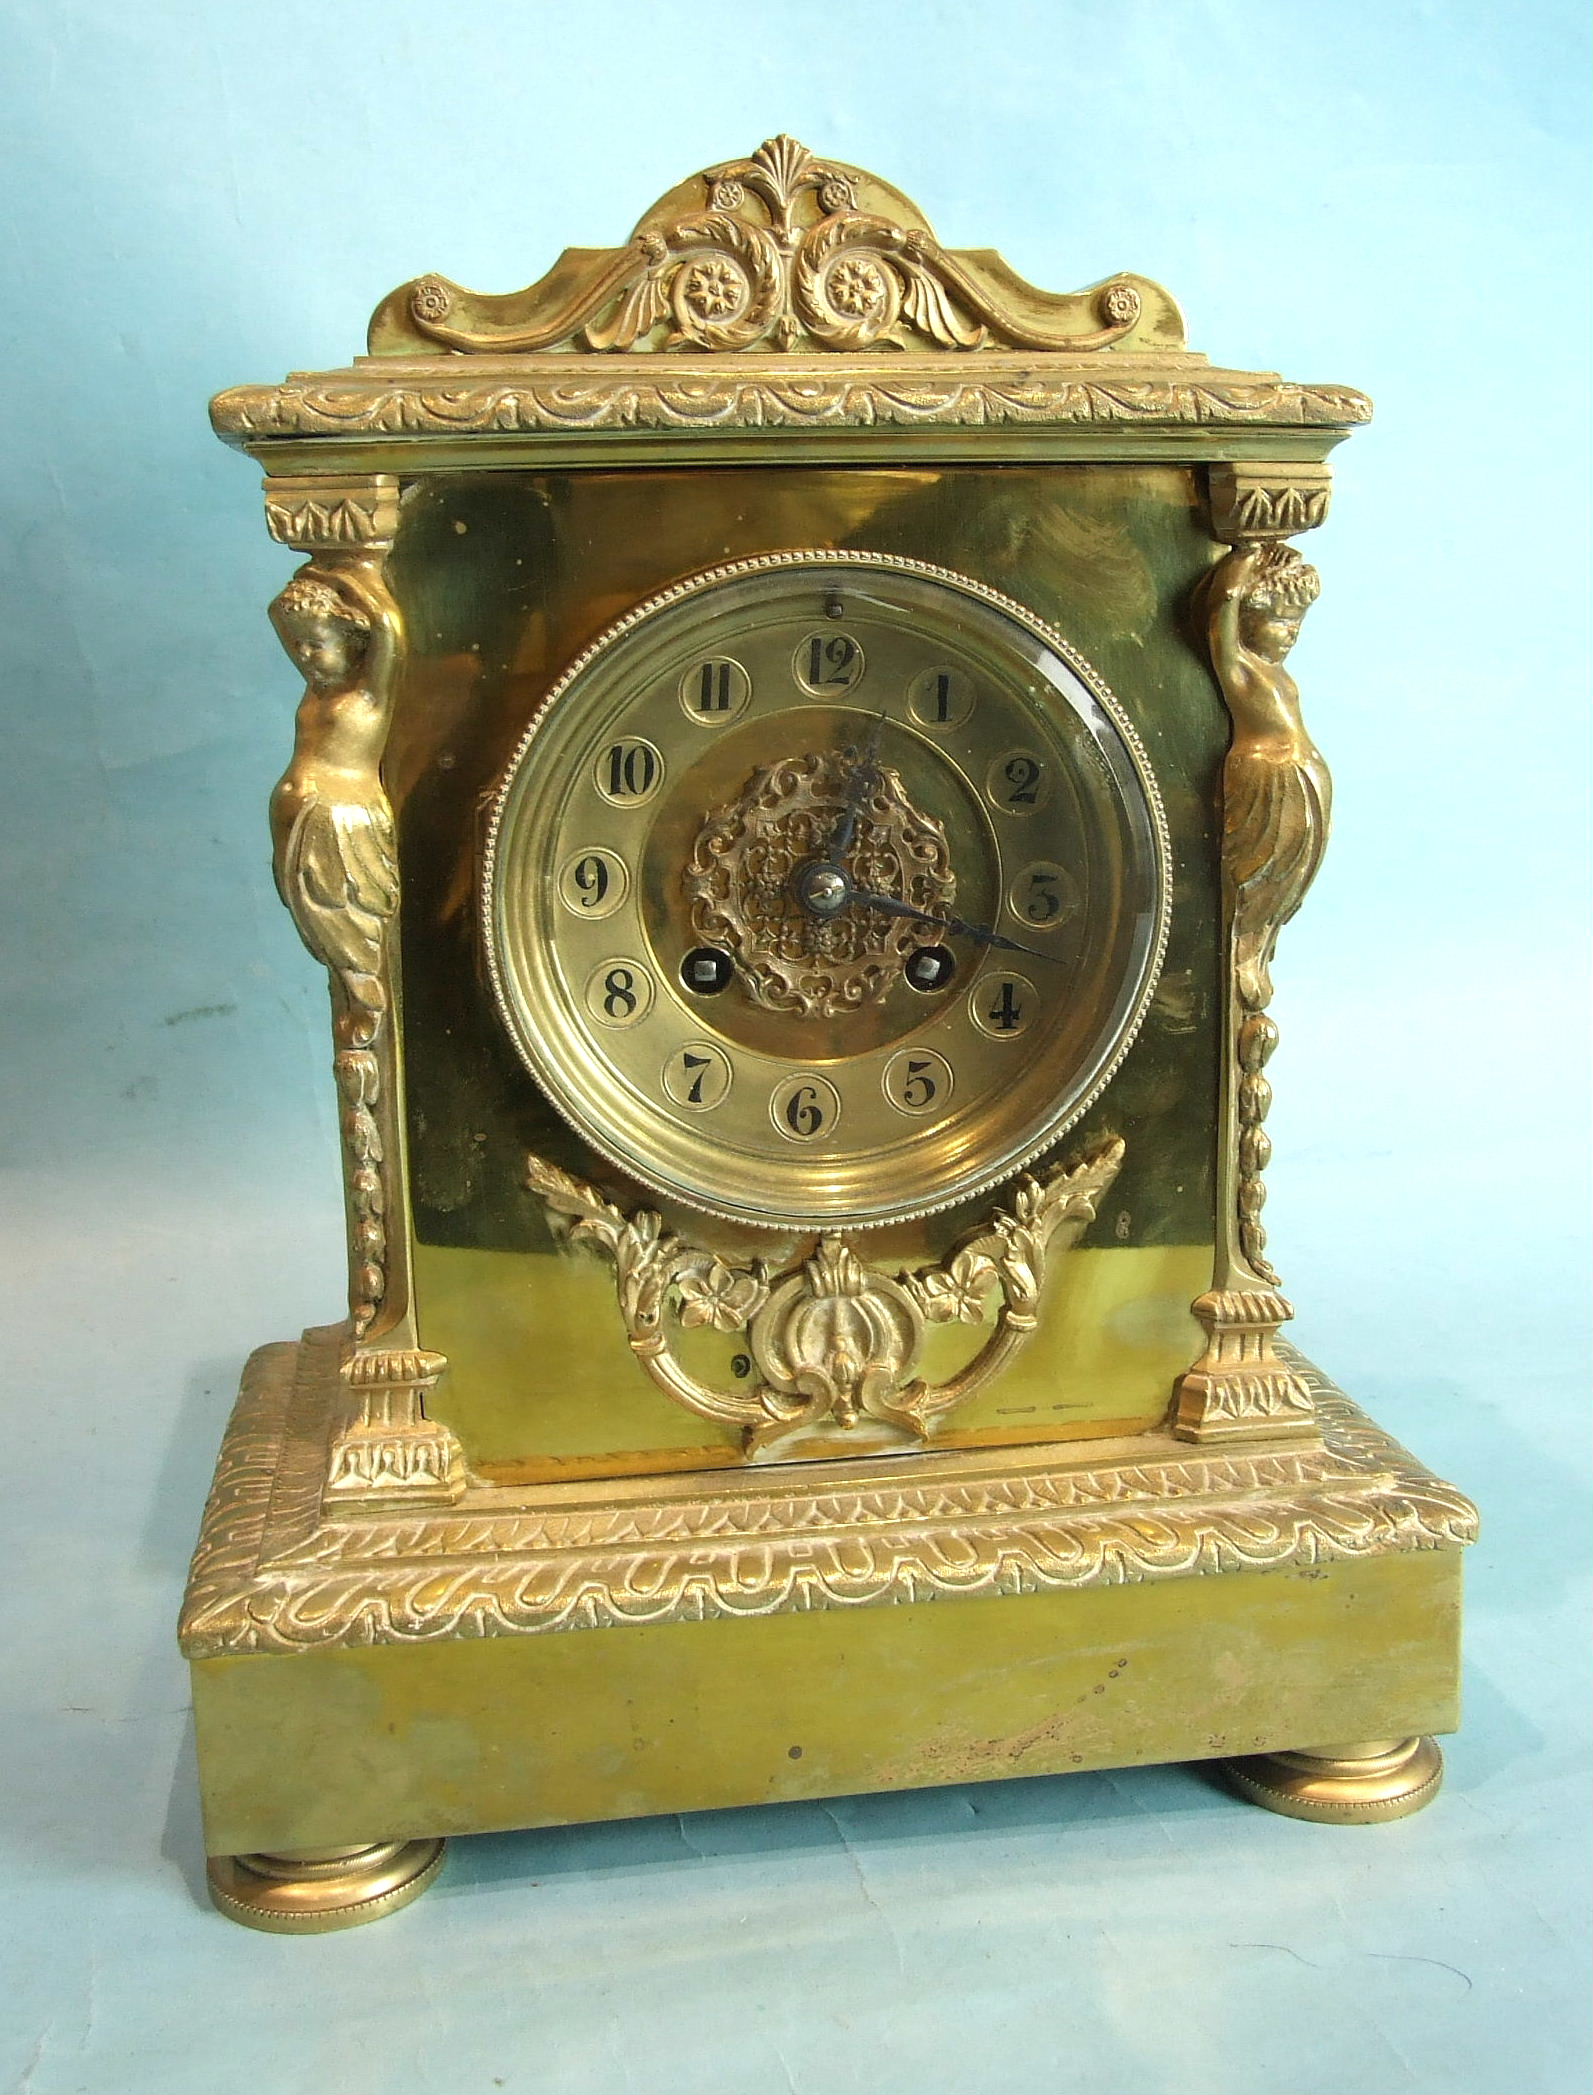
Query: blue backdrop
2 4 1587 2092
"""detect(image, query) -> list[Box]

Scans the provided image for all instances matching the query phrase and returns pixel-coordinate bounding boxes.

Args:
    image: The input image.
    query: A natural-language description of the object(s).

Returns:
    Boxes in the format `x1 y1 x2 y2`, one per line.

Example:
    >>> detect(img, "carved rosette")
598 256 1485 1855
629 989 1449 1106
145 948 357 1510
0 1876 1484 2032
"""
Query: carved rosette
684 750 955 1016
527 1137 1124 1456
217 146 1372 447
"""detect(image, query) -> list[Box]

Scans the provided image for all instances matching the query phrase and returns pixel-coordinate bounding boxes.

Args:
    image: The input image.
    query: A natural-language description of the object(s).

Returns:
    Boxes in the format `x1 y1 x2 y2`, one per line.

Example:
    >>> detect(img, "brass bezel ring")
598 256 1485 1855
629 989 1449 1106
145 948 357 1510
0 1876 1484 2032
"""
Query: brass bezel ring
481 549 1172 1230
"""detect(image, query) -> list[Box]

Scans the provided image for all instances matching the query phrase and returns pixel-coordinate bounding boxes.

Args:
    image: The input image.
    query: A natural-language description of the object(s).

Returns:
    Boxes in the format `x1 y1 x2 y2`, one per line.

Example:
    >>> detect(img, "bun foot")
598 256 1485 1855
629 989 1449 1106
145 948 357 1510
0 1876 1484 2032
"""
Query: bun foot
207 1838 445 1932
1224 1735 1443 1823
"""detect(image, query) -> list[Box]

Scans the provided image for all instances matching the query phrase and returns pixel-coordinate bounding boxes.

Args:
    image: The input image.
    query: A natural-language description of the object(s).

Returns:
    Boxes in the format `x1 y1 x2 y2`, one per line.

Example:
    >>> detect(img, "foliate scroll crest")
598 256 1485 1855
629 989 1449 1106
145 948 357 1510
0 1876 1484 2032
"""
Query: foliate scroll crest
527 1135 1124 1457
368 135 1174 359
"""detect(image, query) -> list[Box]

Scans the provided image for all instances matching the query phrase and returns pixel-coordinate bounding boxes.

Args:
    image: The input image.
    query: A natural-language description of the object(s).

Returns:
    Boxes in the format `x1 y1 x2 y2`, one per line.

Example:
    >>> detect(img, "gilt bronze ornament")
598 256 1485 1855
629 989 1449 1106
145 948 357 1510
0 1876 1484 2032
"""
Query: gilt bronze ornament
182 139 1474 1931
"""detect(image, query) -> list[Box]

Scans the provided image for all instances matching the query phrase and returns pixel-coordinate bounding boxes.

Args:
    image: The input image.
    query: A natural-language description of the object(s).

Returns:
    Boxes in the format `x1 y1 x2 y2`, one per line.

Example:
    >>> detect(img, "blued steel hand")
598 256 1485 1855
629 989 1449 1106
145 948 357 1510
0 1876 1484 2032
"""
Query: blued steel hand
849 888 1057 965
829 710 888 866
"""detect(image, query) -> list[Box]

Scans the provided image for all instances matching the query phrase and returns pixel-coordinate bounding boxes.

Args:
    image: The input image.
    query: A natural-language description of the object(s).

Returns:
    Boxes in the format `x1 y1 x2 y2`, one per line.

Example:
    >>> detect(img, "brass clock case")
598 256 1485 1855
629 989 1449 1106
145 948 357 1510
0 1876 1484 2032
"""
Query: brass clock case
188 139 1477 1925
482 550 1171 1229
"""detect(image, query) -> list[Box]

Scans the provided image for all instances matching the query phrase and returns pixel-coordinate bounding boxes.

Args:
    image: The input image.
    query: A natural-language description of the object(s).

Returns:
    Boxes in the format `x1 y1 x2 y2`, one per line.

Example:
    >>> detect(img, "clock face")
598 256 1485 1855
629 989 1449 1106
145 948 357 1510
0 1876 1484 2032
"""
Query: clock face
483 551 1169 1230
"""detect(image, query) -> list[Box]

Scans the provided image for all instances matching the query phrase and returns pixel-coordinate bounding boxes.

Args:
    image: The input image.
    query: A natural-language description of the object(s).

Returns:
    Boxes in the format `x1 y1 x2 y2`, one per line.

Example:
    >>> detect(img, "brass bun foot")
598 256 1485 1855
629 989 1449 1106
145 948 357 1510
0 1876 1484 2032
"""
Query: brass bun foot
206 1839 446 1933
1224 1735 1443 1824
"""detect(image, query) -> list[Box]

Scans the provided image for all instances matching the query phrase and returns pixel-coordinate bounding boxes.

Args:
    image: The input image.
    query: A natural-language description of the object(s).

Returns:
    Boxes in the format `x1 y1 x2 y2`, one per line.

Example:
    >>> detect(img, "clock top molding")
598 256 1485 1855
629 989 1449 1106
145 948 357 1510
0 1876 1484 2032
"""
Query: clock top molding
211 136 1371 477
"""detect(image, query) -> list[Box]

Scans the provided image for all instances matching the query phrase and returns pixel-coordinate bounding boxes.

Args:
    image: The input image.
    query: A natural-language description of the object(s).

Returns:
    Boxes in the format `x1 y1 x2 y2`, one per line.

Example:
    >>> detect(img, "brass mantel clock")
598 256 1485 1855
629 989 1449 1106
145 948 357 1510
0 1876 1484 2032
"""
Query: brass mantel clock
180 139 1476 1931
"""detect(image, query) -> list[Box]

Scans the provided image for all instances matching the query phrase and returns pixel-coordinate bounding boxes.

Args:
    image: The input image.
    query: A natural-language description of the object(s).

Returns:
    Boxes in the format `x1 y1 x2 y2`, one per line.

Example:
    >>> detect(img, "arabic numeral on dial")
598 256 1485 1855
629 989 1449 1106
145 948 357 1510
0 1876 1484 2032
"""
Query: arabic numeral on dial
678 656 750 723
795 631 865 694
1008 860 1076 929
577 856 609 906
558 847 627 918
986 748 1049 814
971 972 1035 1039
596 738 663 804
883 1049 954 1117
663 1042 732 1111
584 958 654 1028
907 665 974 729
770 1073 841 1143
787 1087 822 1135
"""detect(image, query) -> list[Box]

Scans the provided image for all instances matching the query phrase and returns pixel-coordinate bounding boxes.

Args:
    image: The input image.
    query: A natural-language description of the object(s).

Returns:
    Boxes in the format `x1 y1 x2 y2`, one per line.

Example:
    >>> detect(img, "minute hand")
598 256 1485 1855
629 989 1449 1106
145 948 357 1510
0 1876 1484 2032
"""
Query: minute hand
829 709 888 864
849 889 1057 966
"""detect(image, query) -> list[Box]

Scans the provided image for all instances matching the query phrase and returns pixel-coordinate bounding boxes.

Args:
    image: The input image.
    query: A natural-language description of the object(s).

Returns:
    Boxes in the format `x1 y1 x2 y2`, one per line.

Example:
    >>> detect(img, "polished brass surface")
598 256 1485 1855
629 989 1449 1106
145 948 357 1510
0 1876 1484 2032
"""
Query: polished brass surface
483 551 1170 1231
1225 1736 1445 1823
206 1839 445 1933
417 1238 1213 1481
191 1558 1463 1859
386 461 1225 1475
189 139 1472 1905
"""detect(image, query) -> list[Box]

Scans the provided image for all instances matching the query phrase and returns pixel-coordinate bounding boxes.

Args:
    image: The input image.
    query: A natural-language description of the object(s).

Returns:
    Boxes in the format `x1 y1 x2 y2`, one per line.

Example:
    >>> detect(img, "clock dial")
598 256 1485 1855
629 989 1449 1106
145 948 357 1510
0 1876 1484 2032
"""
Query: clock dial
483 552 1170 1230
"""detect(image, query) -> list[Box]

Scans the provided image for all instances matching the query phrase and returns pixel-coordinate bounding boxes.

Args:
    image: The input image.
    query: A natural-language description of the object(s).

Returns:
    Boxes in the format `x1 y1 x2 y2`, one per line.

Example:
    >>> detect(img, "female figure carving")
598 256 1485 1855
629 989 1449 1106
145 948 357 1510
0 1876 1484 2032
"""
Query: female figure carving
268 558 401 1037
268 556 403 1334
1204 540 1330 1013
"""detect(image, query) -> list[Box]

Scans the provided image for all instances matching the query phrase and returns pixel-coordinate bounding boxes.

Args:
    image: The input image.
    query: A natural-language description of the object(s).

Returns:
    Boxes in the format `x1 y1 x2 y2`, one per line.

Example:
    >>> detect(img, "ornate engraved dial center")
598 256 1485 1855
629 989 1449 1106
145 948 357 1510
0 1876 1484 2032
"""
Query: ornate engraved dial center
684 746 957 1019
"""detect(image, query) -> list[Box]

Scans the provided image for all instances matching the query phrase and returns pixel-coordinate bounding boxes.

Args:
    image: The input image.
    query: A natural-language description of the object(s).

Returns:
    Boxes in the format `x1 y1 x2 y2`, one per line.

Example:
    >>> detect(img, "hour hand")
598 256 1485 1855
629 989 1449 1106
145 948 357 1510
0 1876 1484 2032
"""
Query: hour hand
849 889 1058 966
829 710 888 864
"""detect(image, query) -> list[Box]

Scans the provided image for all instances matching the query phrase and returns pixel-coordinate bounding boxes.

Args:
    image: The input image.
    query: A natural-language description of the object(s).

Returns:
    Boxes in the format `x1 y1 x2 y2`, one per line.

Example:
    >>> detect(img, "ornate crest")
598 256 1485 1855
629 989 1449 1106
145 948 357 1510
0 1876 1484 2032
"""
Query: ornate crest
684 748 955 1017
367 135 1178 360
526 1137 1125 1456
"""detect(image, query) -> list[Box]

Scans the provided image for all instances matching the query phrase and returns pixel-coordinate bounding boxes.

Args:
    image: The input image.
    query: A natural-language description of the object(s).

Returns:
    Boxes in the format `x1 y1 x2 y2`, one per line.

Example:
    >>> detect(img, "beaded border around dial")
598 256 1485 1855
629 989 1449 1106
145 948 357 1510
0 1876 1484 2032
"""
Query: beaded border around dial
479 549 1173 1229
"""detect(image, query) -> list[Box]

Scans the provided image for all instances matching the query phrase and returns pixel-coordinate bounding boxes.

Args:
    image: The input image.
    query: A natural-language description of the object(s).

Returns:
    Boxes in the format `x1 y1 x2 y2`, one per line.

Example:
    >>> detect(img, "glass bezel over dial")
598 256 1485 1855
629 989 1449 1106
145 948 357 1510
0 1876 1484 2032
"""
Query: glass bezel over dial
482 551 1171 1231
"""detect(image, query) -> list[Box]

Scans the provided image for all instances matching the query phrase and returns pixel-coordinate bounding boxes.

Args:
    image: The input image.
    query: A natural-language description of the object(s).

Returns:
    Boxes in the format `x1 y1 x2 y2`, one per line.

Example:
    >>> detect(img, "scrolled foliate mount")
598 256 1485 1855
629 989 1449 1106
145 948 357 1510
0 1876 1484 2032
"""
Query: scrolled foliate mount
526 1136 1124 1457
367 134 1185 361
